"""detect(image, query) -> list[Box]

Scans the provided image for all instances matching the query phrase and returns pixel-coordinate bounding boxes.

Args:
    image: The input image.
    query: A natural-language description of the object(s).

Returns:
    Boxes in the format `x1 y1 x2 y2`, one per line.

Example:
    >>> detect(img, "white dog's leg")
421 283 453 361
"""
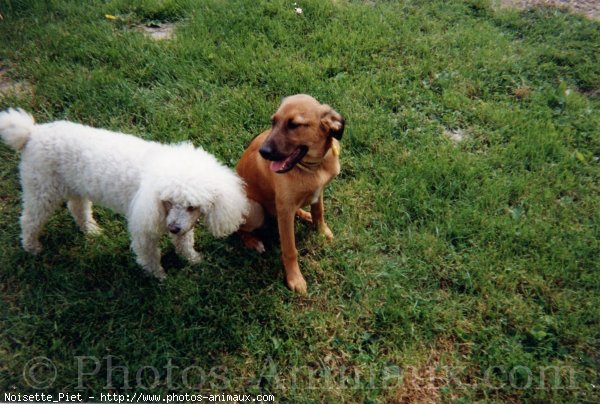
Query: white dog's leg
130 233 166 280
20 191 61 254
68 197 102 235
171 230 202 264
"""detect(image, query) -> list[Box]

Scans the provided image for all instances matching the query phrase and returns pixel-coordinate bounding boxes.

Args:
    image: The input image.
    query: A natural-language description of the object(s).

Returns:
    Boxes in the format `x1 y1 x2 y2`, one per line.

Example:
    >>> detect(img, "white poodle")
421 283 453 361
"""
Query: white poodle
0 108 249 279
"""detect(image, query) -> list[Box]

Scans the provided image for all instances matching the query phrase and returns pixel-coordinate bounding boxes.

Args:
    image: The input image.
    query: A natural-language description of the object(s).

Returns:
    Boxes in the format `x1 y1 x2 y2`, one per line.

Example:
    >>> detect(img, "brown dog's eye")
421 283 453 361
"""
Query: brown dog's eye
187 206 195 212
287 120 299 129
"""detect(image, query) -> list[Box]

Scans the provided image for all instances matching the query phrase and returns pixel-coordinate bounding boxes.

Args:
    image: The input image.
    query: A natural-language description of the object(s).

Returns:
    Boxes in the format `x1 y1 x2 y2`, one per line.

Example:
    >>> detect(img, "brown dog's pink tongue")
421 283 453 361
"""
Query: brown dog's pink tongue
270 160 287 172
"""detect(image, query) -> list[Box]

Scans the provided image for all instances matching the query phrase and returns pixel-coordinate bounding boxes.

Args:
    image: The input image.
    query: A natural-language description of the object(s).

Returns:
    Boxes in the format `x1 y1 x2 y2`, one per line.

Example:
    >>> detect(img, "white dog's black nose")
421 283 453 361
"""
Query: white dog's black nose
168 224 181 234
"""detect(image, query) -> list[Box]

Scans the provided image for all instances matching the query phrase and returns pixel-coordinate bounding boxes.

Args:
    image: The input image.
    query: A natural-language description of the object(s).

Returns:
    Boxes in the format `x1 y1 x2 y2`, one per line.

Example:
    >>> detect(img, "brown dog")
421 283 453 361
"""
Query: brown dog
236 94 344 294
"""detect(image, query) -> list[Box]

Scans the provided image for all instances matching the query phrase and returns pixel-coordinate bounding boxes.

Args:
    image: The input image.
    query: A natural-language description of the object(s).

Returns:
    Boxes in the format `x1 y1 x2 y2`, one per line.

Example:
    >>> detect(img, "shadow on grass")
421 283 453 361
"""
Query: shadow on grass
1 212 291 391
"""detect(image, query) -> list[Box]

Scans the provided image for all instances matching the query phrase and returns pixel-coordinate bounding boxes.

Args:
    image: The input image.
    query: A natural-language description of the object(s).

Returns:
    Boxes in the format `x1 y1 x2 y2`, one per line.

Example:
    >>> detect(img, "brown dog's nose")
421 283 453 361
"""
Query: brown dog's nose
259 143 275 160
260 141 286 161
168 224 181 234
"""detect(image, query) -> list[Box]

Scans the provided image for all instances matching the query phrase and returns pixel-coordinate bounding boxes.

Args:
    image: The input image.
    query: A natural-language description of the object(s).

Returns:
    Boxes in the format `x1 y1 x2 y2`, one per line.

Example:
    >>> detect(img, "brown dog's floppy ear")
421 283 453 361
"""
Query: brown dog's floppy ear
320 106 345 140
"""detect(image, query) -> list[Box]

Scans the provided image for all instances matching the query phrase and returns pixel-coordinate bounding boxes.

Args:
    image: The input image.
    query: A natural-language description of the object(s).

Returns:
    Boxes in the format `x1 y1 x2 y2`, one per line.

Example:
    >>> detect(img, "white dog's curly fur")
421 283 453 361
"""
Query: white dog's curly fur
0 108 249 279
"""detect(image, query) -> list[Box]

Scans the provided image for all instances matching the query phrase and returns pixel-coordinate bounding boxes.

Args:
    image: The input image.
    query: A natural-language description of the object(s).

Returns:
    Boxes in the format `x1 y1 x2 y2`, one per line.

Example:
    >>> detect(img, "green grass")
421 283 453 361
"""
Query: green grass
1 0 599 401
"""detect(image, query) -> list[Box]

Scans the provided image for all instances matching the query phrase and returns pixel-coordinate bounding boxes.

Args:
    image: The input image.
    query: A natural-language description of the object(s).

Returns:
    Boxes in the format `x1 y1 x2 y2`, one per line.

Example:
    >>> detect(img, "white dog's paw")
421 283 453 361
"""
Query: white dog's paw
85 222 103 236
23 240 42 254
143 266 167 281
154 270 167 281
187 252 203 265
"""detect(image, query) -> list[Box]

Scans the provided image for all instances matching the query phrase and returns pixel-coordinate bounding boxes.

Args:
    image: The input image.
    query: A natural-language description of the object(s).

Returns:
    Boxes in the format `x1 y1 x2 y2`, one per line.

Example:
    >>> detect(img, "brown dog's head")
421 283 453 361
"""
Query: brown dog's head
259 94 344 173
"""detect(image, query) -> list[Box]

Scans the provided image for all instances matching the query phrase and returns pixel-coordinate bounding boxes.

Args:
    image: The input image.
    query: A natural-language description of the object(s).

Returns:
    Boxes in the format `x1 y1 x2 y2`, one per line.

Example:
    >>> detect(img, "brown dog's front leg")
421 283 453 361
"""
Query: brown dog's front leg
277 205 307 294
311 191 333 240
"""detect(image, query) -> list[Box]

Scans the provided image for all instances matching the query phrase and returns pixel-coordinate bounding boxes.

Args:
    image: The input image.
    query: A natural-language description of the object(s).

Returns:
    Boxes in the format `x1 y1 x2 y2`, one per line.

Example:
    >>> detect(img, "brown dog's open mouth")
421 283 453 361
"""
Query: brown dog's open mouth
269 146 308 173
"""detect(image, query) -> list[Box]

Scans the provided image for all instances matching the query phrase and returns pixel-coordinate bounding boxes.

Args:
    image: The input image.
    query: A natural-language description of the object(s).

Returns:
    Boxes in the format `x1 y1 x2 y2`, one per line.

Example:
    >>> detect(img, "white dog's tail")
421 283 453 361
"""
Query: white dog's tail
0 108 35 151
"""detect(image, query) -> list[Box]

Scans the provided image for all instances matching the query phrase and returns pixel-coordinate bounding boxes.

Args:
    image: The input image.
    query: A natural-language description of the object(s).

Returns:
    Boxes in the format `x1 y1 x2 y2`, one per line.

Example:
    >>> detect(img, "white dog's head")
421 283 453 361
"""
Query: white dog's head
162 200 202 235
155 171 248 238
129 142 249 238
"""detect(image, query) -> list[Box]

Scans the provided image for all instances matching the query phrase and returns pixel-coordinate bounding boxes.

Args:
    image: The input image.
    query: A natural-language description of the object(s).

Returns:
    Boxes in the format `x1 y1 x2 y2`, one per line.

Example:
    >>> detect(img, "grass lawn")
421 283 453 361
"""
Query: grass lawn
1 0 599 401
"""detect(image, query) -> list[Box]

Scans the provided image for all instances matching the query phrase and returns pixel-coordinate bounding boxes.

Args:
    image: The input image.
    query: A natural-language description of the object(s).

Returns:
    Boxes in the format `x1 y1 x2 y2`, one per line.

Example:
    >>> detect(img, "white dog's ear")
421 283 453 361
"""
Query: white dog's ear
203 185 249 238
128 183 163 236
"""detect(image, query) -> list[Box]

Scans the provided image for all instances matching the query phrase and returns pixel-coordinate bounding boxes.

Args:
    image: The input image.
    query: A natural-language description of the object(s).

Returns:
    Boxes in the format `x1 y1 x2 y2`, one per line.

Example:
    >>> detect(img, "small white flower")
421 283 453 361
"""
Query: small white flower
295 7 303 14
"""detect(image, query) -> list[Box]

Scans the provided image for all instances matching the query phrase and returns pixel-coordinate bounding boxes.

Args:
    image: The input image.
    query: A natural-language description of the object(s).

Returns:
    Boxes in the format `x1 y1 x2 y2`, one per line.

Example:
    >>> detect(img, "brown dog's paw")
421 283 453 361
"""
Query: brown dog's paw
320 224 334 241
296 209 312 223
253 240 266 253
240 232 265 253
286 273 308 294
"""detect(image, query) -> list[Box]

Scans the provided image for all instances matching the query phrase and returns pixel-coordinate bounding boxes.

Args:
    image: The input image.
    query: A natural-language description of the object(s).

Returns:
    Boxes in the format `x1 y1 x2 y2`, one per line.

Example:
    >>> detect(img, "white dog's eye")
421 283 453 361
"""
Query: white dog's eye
187 206 195 212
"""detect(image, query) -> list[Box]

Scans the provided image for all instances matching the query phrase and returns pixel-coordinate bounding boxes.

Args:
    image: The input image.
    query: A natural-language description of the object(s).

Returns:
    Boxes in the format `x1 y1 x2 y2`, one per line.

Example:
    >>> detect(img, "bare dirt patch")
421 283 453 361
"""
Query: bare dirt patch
0 65 33 98
387 338 466 403
135 22 176 41
496 0 600 20
444 128 468 143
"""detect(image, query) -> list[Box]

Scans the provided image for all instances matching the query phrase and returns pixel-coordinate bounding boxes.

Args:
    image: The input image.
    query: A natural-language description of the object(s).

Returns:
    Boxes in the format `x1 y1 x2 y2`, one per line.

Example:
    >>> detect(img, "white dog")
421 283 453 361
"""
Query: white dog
0 108 249 279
